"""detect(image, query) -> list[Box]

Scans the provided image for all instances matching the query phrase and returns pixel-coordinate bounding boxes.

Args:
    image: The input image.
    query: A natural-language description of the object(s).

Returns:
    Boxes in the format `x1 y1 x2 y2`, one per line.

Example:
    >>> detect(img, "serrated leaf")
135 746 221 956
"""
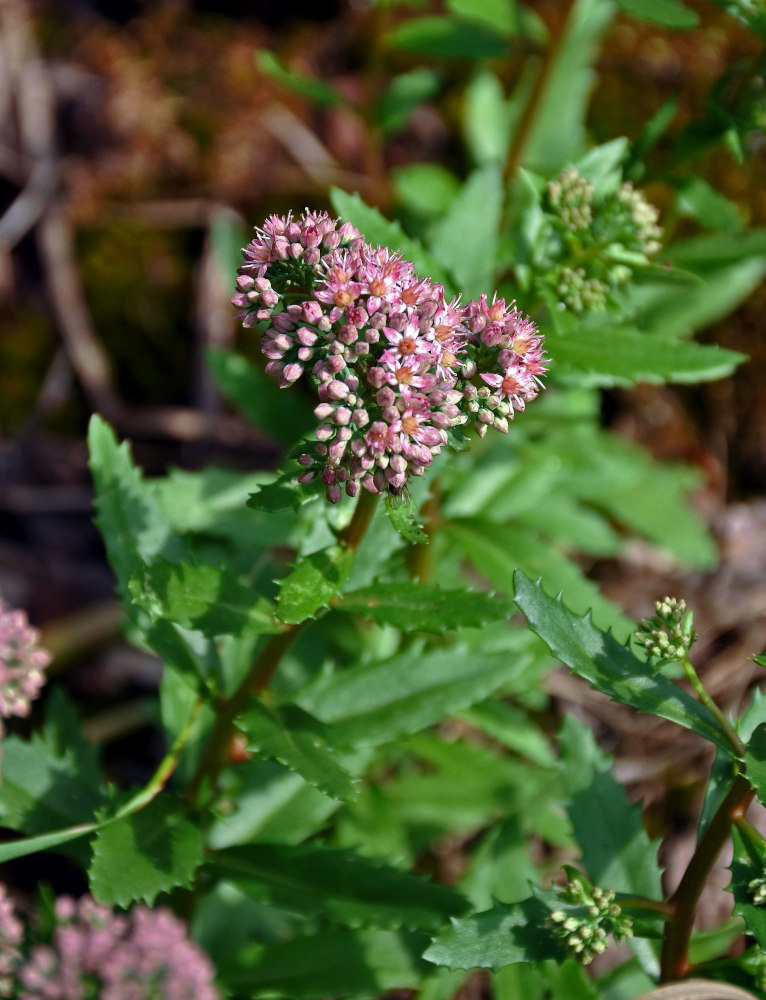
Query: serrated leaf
729 822 766 949
88 415 186 604
459 818 537 910
89 794 204 907
223 926 430 997
386 496 429 544
386 15 509 59
295 636 540 749
558 716 662 898
207 349 313 445
330 188 453 290
430 165 503 298
614 0 699 28
548 328 746 387
744 724 766 806
0 690 105 864
237 701 358 801
276 545 354 624
337 583 515 634
211 843 468 930
129 558 280 638
513 571 736 754
424 895 564 970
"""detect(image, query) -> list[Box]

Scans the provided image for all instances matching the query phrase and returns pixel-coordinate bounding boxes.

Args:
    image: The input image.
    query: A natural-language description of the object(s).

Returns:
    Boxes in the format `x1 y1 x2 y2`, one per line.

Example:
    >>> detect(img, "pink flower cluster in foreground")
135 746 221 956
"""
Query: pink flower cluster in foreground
232 210 547 502
0 596 49 725
0 890 219 1000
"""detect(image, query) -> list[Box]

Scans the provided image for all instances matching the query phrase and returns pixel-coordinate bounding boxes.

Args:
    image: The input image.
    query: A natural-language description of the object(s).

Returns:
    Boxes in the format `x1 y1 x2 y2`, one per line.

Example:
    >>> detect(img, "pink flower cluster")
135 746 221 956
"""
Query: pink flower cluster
0 596 49 724
12 894 219 1000
232 210 547 502
0 885 23 997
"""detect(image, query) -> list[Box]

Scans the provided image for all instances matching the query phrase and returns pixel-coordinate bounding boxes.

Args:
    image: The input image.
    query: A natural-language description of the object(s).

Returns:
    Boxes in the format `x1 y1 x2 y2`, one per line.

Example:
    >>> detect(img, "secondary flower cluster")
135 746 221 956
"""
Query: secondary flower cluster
548 873 633 966
0 596 49 729
541 166 663 313
0 888 219 999
635 596 696 668
233 210 547 502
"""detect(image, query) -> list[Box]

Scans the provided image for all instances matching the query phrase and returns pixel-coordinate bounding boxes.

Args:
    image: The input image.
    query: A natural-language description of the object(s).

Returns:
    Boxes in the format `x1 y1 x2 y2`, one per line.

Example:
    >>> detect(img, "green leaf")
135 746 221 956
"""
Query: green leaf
377 69 442 134
459 817 537 909
211 843 469 930
207 349 314 445
386 16 509 59
0 690 105 864
89 794 204 907
744 724 766 806
430 165 503 298
337 583 515 634
295 635 540 749
548 327 746 387
237 701 359 801
558 716 662 898
676 177 745 233
207 760 338 849
614 0 699 28
276 544 355 624
445 517 633 638
247 475 317 513
446 0 519 35
256 50 350 107
729 822 766 950
463 71 513 167
513 571 736 755
330 188 453 290
494 960 599 1000
386 496 429 544
424 894 564 970
88 415 186 604
459 701 556 767
520 0 614 173
223 927 430 997
129 559 280 639
515 494 621 557
393 163 461 219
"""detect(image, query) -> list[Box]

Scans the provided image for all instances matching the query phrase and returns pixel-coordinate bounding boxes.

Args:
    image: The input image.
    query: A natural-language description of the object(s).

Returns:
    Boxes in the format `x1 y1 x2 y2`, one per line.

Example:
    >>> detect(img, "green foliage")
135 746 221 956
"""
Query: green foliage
513 571 736 754
558 717 662 900
276 545 355 623
614 0 699 29
237 702 359 801
729 822 766 950
210 843 469 930
337 582 515 634
0 690 105 864
90 795 205 907
386 16 510 59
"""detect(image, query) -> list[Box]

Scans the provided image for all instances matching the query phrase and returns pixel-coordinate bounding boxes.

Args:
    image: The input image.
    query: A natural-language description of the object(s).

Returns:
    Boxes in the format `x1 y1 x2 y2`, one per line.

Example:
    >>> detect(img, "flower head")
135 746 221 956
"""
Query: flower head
635 596 695 667
548 871 633 966
234 210 548 502
18 894 219 1000
0 597 49 723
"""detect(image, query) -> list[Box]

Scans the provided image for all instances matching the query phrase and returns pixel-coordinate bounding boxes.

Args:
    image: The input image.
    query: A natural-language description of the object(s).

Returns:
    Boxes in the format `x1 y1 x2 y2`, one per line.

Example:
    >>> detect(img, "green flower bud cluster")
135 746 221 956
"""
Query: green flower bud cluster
748 874 766 906
546 167 594 232
547 874 633 966
557 266 609 314
635 596 696 666
538 166 663 314
615 181 663 256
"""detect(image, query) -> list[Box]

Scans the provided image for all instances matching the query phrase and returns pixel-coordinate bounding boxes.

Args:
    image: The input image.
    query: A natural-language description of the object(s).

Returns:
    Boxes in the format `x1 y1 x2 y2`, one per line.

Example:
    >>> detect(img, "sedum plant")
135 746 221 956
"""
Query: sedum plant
3 1 766 998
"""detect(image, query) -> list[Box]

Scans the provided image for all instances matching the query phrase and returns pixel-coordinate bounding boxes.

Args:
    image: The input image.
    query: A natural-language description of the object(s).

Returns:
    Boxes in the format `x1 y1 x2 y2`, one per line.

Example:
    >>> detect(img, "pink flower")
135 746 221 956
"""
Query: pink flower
0 598 49 722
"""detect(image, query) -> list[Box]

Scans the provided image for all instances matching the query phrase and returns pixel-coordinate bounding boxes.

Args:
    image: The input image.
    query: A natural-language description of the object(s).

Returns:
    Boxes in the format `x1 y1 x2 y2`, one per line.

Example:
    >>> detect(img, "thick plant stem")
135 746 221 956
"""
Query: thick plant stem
660 772 754 982
503 0 578 184
185 490 380 805
681 654 745 757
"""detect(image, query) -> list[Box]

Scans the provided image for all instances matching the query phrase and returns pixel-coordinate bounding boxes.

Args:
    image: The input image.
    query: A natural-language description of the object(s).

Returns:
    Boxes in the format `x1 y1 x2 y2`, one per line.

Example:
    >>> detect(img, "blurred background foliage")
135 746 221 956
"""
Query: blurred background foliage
1 0 766 922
